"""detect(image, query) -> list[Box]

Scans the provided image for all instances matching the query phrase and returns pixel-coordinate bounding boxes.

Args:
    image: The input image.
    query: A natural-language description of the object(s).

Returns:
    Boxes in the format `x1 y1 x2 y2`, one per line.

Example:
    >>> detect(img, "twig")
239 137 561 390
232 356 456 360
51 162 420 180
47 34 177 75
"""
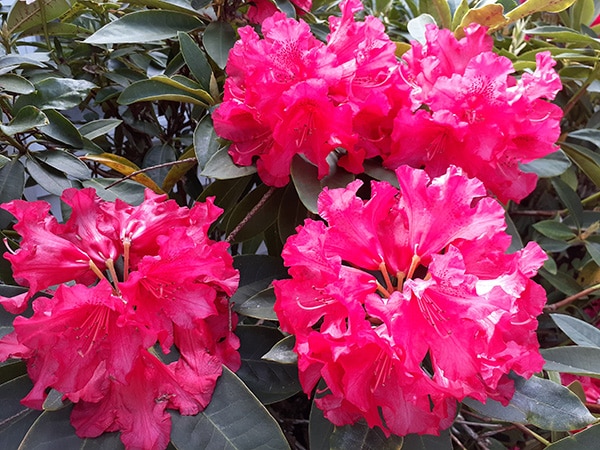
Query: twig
103 157 197 190
225 186 277 244
544 282 600 312
513 422 550 446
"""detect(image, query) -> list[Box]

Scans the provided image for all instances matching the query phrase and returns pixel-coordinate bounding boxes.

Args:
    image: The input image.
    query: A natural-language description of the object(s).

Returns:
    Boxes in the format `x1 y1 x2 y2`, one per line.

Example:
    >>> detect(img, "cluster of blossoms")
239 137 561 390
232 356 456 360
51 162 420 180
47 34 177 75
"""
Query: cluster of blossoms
274 165 548 435
0 189 240 450
213 0 563 203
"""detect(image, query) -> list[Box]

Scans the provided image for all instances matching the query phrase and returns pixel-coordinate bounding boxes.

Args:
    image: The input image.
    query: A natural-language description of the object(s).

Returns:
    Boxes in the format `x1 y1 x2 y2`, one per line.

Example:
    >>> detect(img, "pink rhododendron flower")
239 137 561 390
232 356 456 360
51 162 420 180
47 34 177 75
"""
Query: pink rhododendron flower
561 373 600 405
0 188 240 450
246 0 312 24
389 24 563 203
274 165 547 436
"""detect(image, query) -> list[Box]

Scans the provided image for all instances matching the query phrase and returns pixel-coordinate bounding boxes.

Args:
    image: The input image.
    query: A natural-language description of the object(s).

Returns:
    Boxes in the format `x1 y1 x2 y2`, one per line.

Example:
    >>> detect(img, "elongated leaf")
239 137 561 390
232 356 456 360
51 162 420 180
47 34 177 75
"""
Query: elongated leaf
0 376 41 445
84 10 202 44
533 220 576 240
178 32 212 90
14 78 97 112
309 397 334 450
25 156 74 196
0 159 25 229
570 129 600 148
81 178 147 205
421 0 452 28
201 147 257 179
562 143 600 187
455 4 508 37
196 176 253 227
520 150 571 177
542 346 600 376
552 178 584 230
0 74 35 94
277 184 308 242
6 0 70 34
194 115 220 170
230 255 288 308
78 119 122 140
235 326 302 404
41 109 84 148
402 430 452 450
551 314 600 347
142 144 176 186
525 26 600 49
161 147 197 193
546 423 600 449
34 150 90 180
262 335 297 364
202 21 237 69
330 420 404 450
0 106 47 136
81 153 164 194
235 287 278 320
169 367 290 449
118 77 210 107
507 0 578 22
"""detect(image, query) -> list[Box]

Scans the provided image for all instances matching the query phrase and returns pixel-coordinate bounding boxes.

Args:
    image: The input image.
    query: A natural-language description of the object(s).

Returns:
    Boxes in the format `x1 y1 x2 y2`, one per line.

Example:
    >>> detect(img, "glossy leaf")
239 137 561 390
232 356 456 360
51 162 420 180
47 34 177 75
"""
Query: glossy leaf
0 376 42 445
330 420 404 450
402 430 452 450
194 115 220 170
42 109 84 149
309 397 334 450
80 153 164 194
235 326 302 404
277 183 308 242
0 159 25 229
230 255 288 310
525 26 600 49
81 178 147 205
169 367 290 449
546 423 600 450
420 0 452 29
84 10 202 44
203 21 237 69
162 147 197 193
561 143 600 188
142 144 176 186
6 0 70 34
262 335 297 365
520 150 571 177
14 78 97 112
0 74 35 94
454 4 508 37
533 220 577 240
118 77 211 107
507 0 578 22
34 150 90 180
542 346 600 376
201 147 257 179
196 176 254 228
552 178 584 230
78 119 122 140
0 106 47 136
25 156 74 196
551 313 600 348
235 287 278 320
178 32 212 90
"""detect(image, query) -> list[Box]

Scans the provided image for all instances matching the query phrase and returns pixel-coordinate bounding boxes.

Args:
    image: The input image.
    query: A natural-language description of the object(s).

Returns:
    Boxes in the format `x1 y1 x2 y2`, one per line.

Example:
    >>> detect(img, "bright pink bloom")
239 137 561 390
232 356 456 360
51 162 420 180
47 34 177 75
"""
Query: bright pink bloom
389 24 563 203
246 0 312 24
561 374 600 404
0 188 240 450
274 165 547 436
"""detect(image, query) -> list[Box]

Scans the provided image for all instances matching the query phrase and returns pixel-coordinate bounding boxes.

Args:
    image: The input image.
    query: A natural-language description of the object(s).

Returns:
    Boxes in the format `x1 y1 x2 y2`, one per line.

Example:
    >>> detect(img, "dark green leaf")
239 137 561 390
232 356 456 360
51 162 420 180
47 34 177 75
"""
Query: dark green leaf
421 0 452 28
585 241 600 267
363 160 398 187
277 184 308 242
6 0 70 34
505 212 524 253
542 346 600 376
0 106 47 136
0 74 35 94
0 360 27 384
202 21 237 69
551 314 600 347
34 150 90 180
309 397 334 450
194 115 220 170
169 367 290 449
235 287 278 320
81 178 146 205
569 129 600 149
197 176 253 228
25 156 73 196
525 26 600 49
463 396 528 424
14 78 97 112
0 375 41 445
262 335 297 364
78 119 122 140
290 156 354 214
178 32 212 90
520 150 571 177
230 255 288 309
552 178 584 230
142 144 176 185
562 143 600 187
533 220 577 240
235 325 302 404
539 267 582 296
162 147 197 193
84 10 202 44
546 423 600 449
201 147 257 179
42 389 69 411
0 159 25 229
402 429 452 450
118 77 210 107
41 109 84 148
330 420 404 450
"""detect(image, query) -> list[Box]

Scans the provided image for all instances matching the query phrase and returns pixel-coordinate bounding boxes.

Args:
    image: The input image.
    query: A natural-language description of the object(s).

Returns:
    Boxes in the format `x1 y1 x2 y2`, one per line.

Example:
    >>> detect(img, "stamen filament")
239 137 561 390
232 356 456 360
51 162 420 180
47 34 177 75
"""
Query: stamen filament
376 281 391 298
123 238 131 282
379 262 394 293
89 260 109 283
406 252 421 280
105 258 121 296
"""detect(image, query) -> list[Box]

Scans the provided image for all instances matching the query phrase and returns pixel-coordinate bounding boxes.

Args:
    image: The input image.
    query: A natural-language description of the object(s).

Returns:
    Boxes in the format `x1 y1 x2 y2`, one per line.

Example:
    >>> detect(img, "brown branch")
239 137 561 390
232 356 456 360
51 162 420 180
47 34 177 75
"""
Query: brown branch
544 283 600 312
225 186 277 244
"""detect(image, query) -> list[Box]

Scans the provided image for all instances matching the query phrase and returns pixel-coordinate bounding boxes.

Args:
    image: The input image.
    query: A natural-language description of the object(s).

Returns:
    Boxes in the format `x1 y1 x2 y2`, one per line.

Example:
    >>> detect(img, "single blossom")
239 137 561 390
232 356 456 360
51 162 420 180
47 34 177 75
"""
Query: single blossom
0 188 240 450
274 165 547 436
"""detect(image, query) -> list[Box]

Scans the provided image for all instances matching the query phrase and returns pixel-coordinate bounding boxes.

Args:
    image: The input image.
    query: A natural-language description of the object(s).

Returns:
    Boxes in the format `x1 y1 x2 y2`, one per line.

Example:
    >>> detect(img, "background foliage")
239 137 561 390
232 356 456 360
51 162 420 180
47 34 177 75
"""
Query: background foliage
2 0 600 448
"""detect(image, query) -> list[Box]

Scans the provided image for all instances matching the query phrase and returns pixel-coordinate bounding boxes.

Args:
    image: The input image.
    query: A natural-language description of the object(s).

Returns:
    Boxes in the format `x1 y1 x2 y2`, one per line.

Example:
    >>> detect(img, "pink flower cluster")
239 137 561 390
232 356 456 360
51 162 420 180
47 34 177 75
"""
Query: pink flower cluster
213 0 563 203
0 189 240 450
274 165 548 435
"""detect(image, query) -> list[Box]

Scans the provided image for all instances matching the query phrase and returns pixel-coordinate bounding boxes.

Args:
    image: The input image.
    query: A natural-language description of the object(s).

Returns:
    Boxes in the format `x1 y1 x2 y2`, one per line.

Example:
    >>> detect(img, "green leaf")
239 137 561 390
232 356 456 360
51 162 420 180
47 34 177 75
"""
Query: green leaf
277 184 308 242
6 0 71 34
330 420 404 450
196 176 253 228
81 178 147 205
570 129 600 149
585 241 600 267
25 156 74 196
0 159 25 229
84 10 202 45
235 326 302 404
78 119 122 140
507 0 577 22
169 367 290 449
42 389 70 412
562 142 600 188
466 375 595 431
178 32 212 90
194 115 220 170
262 335 297 365
520 150 571 177
118 77 211 107
420 0 452 28
533 220 577 240
202 21 237 69
552 178 584 230
142 144 176 186
363 160 399 187
0 74 35 95
226 185 285 243
0 376 42 445
235 287 278 320
290 156 355 214
550 314 600 348
402 430 452 450
546 423 600 450
230 255 288 311
524 26 600 49
14 78 97 112
201 147 257 179
309 397 334 450
542 346 600 376
34 150 90 180
0 106 47 136
162 147 197 193
41 109 84 148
